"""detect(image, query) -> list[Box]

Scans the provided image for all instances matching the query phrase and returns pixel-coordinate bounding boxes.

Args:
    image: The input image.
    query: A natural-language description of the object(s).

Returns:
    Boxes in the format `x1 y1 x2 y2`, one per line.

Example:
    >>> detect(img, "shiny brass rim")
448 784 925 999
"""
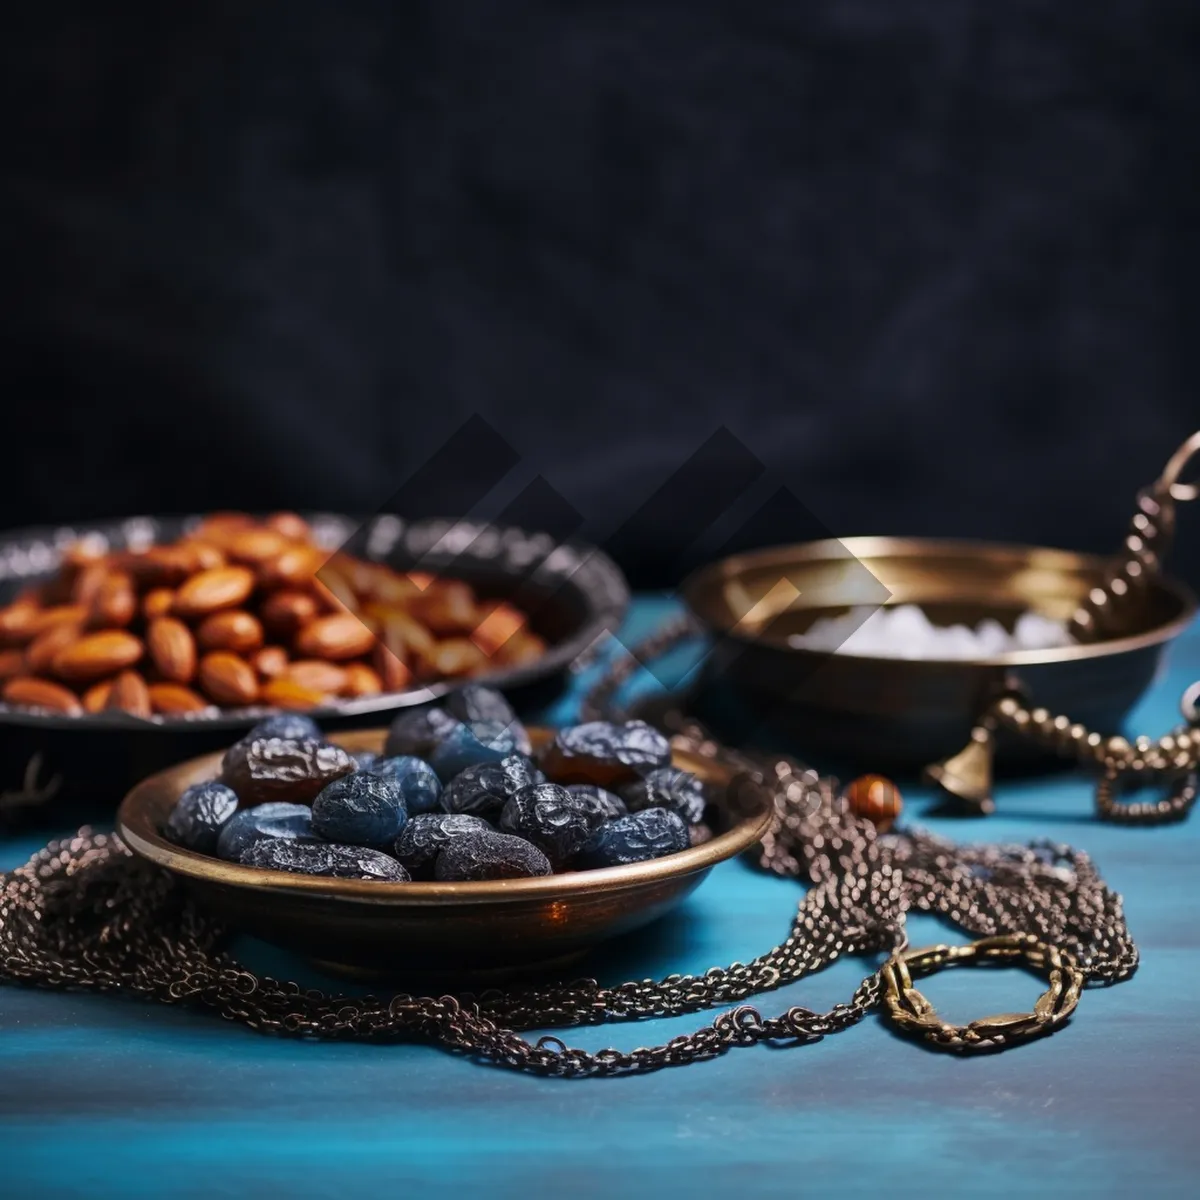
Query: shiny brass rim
682 535 1198 668
117 728 775 904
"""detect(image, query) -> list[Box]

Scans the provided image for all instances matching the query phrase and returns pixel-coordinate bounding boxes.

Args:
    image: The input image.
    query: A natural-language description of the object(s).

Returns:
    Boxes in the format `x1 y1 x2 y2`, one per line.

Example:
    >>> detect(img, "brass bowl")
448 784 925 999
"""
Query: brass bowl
682 536 1197 769
117 729 773 982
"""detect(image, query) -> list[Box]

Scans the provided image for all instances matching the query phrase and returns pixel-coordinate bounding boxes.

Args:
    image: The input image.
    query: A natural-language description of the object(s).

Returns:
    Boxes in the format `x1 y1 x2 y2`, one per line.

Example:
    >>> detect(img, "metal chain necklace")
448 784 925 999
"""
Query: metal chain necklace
0 623 1139 1073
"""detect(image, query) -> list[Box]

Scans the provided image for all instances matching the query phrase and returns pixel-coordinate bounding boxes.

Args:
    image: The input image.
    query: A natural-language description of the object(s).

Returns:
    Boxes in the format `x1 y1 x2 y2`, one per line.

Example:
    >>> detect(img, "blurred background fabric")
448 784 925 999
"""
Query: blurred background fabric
3 0 1198 587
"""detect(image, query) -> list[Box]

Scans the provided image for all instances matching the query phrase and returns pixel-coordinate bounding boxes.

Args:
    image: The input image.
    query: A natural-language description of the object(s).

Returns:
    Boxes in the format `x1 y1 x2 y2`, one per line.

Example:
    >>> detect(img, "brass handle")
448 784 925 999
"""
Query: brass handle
927 431 1200 822
1161 429 1200 503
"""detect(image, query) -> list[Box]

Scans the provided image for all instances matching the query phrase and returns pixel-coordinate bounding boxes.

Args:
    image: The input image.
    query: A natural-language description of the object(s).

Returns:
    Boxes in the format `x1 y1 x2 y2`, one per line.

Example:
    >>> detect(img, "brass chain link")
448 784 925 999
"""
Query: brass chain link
0 627 1138 1072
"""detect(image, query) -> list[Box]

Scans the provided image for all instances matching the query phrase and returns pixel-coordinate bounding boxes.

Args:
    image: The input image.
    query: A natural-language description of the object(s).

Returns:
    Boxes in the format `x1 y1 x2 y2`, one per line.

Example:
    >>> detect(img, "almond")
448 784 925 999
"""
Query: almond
227 528 290 565
427 638 487 677
30 605 88 635
258 544 321 590
148 682 212 714
372 642 412 692
197 609 264 654
470 603 528 657
190 541 227 571
197 651 258 706
260 677 331 711
329 553 380 597
174 566 256 618
0 648 27 681
88 571 136 628
105 669 151 718
82 680 114 713
311 567 358 614
3 676 82 715
265 511 311 541
377 610 436 662
409 580 478 634
369 572 420 606
260 590 317 638
52 630 143 682
25 621 83 674
494 628 546 666
142 588 176 620
71 561 112 608
341 662 383 697
283 659 348 694
0 603 44 647
294 612 377 661
125 546 195 588
252 645 289 679
147 617 197 683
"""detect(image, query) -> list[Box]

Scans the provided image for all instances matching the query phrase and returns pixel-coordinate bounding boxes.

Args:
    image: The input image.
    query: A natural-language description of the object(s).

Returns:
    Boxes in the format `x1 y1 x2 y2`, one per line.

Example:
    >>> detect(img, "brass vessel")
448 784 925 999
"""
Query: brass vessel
117 728 773 981
682 536 1196 769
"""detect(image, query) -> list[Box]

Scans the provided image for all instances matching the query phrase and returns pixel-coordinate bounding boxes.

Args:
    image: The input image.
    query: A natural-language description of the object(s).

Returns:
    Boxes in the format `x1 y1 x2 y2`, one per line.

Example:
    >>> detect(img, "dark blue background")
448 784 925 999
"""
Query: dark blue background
4 1 1199 586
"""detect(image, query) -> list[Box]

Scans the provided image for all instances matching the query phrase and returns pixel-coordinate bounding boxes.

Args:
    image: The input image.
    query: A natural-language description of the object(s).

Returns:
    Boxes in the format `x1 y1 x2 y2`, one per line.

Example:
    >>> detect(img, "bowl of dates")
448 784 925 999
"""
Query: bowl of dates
117 694 773 980
0 513 627 822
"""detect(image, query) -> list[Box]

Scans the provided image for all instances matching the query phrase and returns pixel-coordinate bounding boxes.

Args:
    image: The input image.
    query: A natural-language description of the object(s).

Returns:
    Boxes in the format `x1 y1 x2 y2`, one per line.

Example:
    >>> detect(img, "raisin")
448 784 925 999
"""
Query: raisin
164 781 239 854
220 736 356 807
564 783 628 822
434 830 553 881
540 720 672 788
241 839 410 881
498 783 603 866
383 706 462 758
620 766 707 825
393 812 490 878
216 802 315 861
574 808 690 870
441 754 544 819
429 720 521 781
371 755 443 815
444 684 531 753
311 772 408 848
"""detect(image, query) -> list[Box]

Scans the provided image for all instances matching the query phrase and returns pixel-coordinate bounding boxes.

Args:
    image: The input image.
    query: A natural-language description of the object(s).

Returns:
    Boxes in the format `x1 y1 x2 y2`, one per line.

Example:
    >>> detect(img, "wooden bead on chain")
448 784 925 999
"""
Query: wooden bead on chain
844 774 903 831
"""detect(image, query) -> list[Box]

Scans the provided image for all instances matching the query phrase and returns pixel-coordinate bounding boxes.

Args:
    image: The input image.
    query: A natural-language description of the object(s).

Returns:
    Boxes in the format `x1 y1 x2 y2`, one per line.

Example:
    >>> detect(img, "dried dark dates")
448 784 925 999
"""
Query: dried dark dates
242 839 410 881
620 766 707 825
393 813 490 877
576 808 690 869
310 772 408 848
371 755 443 815
441 754 544 819
564 783 628 822
216 802 316 861
221 736 355 806
539 720 672 787
434 830 553 881
164 688 709 884
164 781 239 854
498 783 603 866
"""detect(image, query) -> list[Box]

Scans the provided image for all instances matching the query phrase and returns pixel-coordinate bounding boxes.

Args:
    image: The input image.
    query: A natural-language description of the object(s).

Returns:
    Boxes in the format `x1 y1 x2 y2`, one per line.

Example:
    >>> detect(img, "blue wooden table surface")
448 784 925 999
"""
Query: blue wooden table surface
3 598 1199 1199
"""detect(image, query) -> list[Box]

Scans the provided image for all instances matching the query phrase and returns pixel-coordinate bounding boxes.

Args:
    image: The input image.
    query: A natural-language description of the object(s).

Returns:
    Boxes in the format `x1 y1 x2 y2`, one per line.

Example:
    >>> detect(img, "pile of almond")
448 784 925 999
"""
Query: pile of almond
0 513 545 717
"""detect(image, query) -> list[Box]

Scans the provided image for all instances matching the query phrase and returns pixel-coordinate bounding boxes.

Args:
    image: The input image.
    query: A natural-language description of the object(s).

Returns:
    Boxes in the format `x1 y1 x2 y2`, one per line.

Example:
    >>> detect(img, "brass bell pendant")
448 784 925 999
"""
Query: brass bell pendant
923 723 996 815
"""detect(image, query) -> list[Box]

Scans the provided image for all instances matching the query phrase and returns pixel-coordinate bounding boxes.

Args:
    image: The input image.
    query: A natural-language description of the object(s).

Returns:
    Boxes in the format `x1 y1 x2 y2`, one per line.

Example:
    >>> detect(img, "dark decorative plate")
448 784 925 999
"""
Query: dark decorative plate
0 514 628 824
117 728 774 983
